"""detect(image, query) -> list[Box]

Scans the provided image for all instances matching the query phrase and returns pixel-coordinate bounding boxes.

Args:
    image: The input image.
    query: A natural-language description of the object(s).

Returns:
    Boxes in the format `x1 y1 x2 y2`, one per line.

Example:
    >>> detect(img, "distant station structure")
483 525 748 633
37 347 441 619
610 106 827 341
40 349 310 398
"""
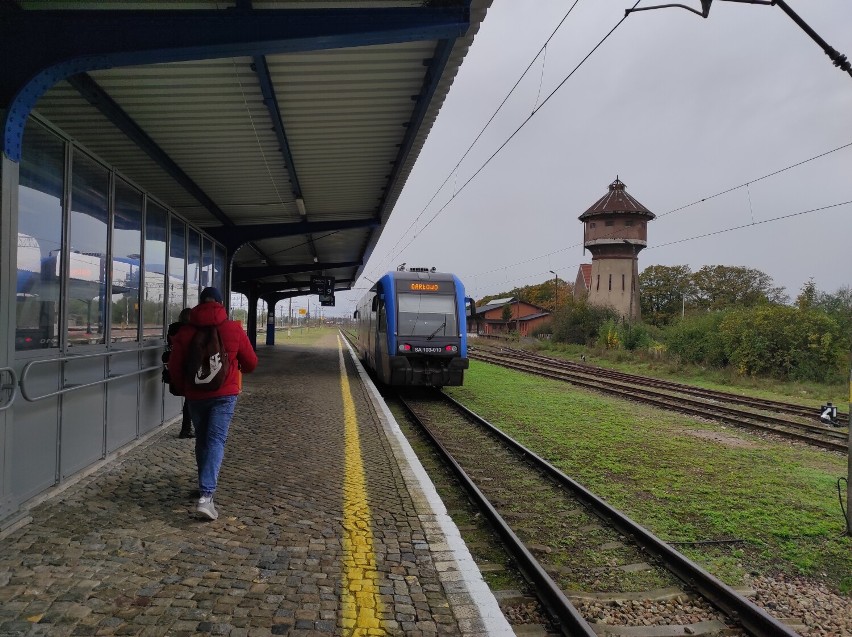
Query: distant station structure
574 178 655 321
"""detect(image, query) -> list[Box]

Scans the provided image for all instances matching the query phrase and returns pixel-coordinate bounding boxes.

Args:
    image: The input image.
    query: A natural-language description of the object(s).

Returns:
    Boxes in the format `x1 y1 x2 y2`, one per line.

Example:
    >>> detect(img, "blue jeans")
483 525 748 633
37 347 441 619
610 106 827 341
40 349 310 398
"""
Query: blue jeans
187 395 238 496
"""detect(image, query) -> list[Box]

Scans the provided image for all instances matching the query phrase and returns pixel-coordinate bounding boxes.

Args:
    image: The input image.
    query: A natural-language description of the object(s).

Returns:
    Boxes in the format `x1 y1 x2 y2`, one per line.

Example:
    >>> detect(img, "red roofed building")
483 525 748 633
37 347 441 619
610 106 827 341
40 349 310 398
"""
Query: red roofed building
575 178 655 321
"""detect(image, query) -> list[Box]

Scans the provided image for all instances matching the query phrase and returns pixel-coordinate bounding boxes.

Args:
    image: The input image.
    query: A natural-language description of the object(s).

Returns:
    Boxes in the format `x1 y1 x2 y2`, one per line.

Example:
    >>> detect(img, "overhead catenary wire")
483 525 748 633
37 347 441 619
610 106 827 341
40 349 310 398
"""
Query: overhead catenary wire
369 2 642 281
371 0 584 276
463 139 852 285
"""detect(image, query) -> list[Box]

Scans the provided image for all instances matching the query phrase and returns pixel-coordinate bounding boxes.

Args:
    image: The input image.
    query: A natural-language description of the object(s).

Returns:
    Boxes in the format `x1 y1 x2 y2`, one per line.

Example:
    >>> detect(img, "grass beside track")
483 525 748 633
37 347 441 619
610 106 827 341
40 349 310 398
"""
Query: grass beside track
520 341 849 409
445 361 852 594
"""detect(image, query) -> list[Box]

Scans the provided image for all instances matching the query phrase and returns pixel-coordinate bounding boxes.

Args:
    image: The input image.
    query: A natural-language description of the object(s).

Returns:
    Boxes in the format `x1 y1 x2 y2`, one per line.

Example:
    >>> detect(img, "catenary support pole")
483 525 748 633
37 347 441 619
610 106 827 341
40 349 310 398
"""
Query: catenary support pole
847 364 851 534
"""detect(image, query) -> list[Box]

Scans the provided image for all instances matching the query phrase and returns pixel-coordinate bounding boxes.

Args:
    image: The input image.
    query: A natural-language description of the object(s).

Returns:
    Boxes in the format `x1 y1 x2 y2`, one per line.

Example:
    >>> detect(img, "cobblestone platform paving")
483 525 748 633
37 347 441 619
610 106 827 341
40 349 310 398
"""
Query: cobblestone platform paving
0 332 509 637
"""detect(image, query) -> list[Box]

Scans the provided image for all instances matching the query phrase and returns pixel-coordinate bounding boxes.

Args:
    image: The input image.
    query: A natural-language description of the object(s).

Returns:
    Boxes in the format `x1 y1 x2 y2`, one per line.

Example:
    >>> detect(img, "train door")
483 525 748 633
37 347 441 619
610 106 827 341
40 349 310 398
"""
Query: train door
375 295 389 383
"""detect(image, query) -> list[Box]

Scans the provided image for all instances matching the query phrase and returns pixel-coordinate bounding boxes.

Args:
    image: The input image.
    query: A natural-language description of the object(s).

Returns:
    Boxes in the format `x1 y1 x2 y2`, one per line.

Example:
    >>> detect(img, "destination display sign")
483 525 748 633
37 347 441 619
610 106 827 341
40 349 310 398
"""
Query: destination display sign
398 280 453 294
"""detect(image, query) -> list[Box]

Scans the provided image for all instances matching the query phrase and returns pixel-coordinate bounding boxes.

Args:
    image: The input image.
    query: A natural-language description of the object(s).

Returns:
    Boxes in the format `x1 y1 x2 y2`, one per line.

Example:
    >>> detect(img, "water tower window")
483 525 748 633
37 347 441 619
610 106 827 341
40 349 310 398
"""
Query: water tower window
608 274 612 290
622 274 625 290
590 222 596 228
605 220 614 227
625 220 634 227
596 275 600 291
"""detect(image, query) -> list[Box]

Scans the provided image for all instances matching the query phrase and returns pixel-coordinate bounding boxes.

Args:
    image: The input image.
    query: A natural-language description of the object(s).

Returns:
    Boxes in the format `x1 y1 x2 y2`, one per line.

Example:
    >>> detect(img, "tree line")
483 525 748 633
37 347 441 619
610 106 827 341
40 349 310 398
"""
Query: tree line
476 265 851 383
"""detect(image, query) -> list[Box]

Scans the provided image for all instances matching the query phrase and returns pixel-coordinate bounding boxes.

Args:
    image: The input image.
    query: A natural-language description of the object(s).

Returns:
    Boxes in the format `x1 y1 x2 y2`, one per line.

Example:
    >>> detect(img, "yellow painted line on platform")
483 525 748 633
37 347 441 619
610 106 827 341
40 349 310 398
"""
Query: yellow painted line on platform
338 336 386 636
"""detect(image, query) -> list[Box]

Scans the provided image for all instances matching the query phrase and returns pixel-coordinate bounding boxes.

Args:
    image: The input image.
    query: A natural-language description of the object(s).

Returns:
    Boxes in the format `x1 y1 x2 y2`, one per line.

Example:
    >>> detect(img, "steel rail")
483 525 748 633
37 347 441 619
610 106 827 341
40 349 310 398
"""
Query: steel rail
395 393 597 637
437 391 802 637
494 346 848 422
472 352 846 452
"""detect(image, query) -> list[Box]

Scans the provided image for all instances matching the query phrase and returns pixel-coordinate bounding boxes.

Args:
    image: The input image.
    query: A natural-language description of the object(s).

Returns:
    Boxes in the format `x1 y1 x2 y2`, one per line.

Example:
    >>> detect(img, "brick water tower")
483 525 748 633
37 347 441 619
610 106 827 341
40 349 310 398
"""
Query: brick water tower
578 177 655 322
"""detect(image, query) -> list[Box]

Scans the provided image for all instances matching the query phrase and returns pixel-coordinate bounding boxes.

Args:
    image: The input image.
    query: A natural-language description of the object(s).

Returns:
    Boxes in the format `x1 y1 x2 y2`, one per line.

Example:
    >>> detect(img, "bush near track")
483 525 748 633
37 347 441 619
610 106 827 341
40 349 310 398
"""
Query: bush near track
446 361 852 594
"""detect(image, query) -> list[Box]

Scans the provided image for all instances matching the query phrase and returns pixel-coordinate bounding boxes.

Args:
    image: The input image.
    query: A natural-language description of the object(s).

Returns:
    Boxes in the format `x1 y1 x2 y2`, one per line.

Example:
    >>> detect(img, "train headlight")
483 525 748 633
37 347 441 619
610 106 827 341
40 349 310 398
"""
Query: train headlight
445 345 458 352
399 343 411 352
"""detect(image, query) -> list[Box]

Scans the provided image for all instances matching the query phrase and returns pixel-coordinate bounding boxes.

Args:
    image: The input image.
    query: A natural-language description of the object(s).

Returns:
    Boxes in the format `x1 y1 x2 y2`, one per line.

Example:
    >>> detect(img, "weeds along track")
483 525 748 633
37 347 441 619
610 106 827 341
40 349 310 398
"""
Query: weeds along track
470 348 847 453
484 345 849 422
397 390 803 637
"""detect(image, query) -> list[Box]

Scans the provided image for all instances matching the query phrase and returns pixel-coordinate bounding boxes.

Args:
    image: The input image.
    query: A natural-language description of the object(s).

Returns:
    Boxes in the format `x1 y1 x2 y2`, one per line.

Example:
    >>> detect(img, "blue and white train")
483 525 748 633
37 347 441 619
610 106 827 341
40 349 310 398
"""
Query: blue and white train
354 268 472 387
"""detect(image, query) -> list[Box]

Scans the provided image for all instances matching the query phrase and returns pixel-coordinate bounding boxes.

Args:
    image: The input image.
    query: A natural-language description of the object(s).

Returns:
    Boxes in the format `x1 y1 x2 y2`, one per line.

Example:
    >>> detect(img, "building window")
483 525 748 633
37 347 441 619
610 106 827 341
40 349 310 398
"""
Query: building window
605 220 614 227
16 120 65 351
590 222 596 228
168 219 186 325
622 274 625 290
67 150 110 346
112 178 143 343
608 274 612 290
596 275 599 291
625 219 634 227
143 201 167 340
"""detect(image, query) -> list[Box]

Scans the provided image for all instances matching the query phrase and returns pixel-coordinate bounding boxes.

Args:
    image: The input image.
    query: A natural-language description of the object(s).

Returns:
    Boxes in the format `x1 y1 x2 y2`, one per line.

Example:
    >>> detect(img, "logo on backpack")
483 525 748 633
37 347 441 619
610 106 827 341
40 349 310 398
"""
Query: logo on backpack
186 325 230 391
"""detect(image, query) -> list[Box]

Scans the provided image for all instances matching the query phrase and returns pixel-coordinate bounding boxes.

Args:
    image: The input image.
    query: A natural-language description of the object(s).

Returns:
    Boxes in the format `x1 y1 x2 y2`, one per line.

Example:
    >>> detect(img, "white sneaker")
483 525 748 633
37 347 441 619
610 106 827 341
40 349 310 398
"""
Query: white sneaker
197 495 218 520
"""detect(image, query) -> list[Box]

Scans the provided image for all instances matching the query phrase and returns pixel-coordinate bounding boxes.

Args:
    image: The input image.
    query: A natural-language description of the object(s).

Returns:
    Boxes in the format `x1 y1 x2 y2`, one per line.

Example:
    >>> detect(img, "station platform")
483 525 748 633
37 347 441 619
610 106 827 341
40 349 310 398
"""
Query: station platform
0 331 513 637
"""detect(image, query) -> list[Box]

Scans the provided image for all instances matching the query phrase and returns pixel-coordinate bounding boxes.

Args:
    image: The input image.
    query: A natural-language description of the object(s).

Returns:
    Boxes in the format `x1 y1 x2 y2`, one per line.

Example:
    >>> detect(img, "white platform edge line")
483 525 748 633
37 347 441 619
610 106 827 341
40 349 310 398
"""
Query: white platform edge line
341 335 514 636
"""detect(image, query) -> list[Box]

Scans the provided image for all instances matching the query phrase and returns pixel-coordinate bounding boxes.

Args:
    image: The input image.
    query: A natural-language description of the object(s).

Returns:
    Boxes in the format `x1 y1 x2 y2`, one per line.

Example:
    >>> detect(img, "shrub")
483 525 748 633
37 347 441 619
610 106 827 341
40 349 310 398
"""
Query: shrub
663 311 728 367
719 305 845 382
551 298 619 345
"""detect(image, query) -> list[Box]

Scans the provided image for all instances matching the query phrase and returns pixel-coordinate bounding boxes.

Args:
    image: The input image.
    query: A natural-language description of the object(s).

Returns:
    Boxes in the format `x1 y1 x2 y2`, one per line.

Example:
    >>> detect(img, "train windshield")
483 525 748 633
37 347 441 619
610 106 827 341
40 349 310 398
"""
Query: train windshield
397 293 457 338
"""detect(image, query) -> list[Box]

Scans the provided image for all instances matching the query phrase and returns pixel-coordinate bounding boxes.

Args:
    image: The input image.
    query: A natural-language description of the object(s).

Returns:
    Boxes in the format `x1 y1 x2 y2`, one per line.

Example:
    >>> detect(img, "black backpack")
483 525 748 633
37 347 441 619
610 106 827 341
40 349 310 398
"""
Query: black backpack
185 325 230 391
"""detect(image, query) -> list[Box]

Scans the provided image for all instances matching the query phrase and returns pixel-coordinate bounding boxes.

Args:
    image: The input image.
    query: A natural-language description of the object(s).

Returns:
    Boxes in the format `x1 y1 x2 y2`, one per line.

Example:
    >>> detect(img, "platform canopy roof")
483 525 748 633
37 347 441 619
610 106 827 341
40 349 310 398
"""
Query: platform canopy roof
2 0 491 301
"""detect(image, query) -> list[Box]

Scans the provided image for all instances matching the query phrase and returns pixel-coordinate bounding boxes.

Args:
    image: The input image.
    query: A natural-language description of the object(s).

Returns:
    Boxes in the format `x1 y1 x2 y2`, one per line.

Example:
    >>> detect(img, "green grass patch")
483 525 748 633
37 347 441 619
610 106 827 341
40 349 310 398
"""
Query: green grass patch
447 361 852 594
524 340 849 408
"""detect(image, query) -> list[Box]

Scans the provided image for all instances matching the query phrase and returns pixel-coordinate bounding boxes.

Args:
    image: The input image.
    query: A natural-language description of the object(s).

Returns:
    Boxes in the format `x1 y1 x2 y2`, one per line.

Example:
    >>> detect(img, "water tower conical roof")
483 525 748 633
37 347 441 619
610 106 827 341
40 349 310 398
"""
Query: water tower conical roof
578 177 655 220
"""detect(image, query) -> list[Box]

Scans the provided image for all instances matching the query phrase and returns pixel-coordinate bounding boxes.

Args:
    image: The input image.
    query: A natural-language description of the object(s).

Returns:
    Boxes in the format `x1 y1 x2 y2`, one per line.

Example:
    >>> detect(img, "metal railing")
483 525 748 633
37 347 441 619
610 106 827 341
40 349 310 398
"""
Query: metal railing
19 344 165 403
0 367 19 412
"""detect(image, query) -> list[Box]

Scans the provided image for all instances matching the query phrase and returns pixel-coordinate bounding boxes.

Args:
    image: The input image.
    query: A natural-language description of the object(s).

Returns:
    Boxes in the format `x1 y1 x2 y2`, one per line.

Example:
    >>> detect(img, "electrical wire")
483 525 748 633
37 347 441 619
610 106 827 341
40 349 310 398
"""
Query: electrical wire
370 0 584 276
463 139 852 285
370 2 641 280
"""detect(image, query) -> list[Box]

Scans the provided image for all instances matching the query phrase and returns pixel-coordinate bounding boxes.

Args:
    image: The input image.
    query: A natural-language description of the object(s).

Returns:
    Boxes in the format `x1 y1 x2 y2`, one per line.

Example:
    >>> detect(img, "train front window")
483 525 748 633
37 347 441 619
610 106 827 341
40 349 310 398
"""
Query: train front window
397 293 457 337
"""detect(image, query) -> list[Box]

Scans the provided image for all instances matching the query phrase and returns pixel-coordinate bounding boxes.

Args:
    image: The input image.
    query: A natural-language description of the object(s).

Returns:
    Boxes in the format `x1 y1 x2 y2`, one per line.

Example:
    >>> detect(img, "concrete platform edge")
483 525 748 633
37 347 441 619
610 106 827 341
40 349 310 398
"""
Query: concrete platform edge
343 336 515 636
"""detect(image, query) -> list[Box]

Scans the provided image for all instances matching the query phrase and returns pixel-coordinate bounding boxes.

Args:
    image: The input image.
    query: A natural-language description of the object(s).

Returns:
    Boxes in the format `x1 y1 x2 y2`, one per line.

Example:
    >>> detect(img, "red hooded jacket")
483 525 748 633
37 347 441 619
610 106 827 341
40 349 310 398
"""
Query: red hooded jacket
168 301 258 400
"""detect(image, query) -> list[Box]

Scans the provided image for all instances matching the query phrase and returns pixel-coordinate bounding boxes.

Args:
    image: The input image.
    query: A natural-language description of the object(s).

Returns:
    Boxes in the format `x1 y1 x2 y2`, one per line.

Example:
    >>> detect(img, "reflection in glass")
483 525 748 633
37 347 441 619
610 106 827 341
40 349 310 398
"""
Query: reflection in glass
187 228 201 305
144 202 168 339
16 121 65 351
201 237 214 293
67 151 110 346
168 219 186 324
214 243 225 295
397 293 458 337
112 179 142 342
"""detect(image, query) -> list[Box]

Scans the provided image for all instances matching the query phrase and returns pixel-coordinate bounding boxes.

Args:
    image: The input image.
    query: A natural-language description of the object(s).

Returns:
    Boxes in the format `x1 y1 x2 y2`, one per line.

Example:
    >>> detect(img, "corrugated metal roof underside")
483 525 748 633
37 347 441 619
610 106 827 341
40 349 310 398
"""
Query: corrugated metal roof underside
22 0 492 293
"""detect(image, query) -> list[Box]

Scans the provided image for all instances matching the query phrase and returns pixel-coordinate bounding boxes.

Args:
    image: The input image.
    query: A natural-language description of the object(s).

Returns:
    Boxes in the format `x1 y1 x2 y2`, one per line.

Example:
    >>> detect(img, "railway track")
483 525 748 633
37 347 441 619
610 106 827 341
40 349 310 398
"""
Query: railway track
470 348 848 453
478 345 849 423
396 390 804 637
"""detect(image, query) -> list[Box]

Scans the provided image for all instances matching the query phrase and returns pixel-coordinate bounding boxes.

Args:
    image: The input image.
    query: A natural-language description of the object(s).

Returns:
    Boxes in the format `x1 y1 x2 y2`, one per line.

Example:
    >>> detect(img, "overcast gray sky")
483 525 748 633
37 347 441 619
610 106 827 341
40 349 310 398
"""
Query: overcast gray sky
331 0 852 316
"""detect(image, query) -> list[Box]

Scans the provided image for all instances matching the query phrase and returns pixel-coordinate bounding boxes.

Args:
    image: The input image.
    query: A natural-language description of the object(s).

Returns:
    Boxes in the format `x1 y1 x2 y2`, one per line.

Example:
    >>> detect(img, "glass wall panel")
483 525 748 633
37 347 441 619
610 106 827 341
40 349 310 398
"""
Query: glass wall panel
67 151 109 346
111 179 142 342
213 244 225 295
144 202 167 339
16 120 64 351
168 219 186 324
187 228 202 305
201 237 214 292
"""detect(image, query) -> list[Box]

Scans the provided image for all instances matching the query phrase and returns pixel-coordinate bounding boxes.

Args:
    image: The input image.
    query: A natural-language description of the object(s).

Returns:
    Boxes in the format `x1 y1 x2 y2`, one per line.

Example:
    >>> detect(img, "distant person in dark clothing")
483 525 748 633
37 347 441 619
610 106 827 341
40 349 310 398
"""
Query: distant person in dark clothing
169 287 258 521
167 308 194 438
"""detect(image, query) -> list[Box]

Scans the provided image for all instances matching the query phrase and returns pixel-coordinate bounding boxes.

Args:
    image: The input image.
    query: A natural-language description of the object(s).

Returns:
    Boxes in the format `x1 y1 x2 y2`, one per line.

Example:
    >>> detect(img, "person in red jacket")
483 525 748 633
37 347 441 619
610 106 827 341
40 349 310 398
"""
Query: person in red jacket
169 287 258 520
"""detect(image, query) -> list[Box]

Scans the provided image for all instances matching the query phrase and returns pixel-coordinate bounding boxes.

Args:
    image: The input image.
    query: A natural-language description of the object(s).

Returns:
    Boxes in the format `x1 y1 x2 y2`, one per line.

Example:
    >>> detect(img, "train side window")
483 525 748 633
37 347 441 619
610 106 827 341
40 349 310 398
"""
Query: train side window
377 301 387 334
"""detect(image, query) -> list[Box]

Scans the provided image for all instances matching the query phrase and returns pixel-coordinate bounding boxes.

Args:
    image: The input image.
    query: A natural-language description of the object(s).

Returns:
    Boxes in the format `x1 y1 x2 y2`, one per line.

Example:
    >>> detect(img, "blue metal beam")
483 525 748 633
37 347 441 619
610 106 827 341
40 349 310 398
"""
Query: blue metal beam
1 6 470 160
233 261 362 283
233 279 354 297
207 218 379 250
252 55 302 201
66 73 234 228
